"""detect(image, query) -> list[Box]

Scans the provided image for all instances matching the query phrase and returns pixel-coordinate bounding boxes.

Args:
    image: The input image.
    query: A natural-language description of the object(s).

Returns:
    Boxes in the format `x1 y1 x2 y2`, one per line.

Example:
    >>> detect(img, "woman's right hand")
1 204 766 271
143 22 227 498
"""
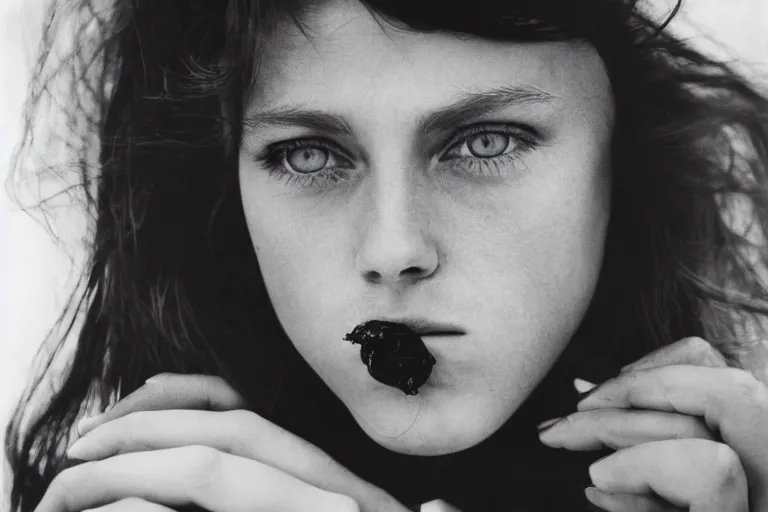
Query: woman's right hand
35 373 412 512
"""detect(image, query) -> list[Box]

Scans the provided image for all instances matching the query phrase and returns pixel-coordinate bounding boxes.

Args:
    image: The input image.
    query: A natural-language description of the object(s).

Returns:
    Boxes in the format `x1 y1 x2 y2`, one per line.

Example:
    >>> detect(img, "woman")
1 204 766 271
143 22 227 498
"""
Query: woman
5 0 768 510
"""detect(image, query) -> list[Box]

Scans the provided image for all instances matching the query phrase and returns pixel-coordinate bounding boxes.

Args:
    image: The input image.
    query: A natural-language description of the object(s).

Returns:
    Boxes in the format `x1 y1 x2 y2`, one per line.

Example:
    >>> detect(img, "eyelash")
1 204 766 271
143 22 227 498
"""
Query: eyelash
253 124 540 190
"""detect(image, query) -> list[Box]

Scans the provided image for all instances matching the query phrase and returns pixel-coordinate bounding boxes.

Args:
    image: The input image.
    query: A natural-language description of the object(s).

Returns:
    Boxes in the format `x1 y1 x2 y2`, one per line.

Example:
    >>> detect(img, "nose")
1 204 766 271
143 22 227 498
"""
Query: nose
354 174 439 286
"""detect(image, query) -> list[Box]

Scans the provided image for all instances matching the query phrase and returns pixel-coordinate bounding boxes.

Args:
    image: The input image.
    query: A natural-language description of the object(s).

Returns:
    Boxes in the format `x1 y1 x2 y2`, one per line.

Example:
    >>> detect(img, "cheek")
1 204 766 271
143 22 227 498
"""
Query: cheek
238 170 349 355
453 151 610 391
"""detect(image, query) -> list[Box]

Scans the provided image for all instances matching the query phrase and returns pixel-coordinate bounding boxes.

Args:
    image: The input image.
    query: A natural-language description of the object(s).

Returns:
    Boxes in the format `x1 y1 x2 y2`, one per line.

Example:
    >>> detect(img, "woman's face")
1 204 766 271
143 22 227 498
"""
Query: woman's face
238 0 614 455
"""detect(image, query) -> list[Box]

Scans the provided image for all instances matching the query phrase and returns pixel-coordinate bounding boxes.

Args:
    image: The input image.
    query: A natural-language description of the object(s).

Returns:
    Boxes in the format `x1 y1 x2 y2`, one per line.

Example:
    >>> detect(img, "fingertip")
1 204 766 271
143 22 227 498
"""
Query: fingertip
77 414 104 437
584 486 604 505
588 454 618 491
420 499 461 512
574 378 598 394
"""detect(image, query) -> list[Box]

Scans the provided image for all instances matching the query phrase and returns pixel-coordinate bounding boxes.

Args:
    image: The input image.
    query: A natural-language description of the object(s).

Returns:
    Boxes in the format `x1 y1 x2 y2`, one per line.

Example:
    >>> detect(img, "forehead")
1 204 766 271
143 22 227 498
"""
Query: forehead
249 0 612 117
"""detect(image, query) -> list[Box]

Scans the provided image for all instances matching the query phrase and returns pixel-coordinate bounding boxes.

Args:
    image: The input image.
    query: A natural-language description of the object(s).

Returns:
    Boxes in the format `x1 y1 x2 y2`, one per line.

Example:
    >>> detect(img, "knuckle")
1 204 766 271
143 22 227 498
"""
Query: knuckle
199 373 225 384
711 443 745 491
684 337 725 366
182 445 223 494
201 374 229 395
625 370 646 402
202 377 248 410
322 452 337 469
218 410 257 455
727 368 764 400
669 417 692 439
683 336 710 352
221 408 252 424
319 451 349 477
673 417 712 440
121 410 147 430
324 493 360 512
118 411 153 449
557 413 577 430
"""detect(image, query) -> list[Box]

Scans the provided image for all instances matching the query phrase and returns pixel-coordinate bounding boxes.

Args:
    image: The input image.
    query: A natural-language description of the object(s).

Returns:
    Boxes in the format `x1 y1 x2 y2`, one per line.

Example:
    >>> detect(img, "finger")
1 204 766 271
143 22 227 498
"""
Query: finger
37 445 359 512
419 499 463 512
78 374 248 436
67 409 401 512
576 364 768 503
588 439 748 512
620 337 729 374
538 408 714 450
584 487 685 512
82 497 176 512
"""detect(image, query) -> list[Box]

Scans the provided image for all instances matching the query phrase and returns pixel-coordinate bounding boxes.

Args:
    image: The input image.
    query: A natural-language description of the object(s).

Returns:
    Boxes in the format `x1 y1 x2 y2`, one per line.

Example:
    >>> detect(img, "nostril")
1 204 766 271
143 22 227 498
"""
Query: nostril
363 266 430 284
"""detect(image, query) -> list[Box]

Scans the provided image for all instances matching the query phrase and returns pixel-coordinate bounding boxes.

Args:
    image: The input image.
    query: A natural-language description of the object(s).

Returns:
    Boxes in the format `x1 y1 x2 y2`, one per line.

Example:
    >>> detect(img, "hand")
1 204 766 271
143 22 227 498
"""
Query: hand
537 336 768 512
35 373 411 512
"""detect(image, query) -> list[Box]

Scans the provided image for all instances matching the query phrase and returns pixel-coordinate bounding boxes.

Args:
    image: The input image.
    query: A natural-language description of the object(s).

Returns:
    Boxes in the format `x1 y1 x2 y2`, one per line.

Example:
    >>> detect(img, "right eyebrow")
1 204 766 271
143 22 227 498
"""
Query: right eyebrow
242 107 355 137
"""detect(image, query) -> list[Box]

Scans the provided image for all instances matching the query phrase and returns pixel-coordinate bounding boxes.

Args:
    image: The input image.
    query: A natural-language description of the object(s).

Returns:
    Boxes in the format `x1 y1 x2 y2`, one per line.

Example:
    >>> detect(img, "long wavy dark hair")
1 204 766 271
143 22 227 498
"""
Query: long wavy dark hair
4 0 768 511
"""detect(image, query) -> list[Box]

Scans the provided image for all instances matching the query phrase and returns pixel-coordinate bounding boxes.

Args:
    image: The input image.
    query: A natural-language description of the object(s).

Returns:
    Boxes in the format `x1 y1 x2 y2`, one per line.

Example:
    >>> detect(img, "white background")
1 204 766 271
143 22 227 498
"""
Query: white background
1 0 768 507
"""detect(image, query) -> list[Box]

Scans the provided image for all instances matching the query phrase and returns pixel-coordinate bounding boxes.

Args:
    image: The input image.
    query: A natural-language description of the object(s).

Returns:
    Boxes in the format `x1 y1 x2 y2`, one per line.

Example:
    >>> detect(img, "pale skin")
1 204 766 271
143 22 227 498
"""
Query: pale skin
32 0 768 511
238 0 612 456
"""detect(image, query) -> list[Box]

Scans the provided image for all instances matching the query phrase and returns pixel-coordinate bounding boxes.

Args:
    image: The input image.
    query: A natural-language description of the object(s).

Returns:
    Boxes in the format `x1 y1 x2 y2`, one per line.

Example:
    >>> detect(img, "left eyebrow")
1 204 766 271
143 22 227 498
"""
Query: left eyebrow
417 85 557 134
242 85 556 136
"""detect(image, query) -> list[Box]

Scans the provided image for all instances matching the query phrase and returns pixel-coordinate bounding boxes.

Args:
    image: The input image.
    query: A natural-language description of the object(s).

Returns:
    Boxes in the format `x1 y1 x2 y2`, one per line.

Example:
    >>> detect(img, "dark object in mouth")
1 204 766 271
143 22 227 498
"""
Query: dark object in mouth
344 320 437 395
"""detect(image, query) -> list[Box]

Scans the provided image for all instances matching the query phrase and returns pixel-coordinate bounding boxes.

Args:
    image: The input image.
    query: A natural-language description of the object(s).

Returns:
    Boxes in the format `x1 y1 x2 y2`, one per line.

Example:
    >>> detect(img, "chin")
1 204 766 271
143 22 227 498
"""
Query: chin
358 415 505 457
345 384 512 456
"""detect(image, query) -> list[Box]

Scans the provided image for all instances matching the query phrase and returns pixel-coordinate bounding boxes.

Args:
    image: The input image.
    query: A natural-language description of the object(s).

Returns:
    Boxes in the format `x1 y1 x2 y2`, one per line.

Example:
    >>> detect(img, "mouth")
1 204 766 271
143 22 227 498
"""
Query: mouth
376 317 466 336
345 319 443 396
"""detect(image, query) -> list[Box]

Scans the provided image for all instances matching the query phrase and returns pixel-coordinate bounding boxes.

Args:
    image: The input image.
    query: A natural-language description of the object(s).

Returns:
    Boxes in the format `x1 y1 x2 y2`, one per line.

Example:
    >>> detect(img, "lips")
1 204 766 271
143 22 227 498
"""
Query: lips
344 320 439 395
376 317 466 336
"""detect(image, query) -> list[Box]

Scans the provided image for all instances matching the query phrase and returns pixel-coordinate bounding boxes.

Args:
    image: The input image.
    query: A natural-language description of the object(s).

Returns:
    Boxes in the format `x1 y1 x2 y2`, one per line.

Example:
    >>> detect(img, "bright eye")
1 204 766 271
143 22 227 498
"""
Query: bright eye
466 133 510 158
286 147 330 174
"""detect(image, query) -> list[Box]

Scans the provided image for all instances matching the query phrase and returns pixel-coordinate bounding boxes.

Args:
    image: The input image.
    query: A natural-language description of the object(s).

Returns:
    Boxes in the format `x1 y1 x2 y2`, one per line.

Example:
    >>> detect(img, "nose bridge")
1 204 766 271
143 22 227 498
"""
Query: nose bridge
354 159 438 285
372 161 416 234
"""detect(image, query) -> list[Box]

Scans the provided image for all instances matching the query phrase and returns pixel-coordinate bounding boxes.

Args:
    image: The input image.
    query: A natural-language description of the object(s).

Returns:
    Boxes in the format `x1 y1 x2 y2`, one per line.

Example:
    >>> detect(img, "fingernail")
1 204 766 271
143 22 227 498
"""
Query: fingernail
66 438 93 460
77 414 103 437
145 375 165 385
536 417 562 432
574 378 597 394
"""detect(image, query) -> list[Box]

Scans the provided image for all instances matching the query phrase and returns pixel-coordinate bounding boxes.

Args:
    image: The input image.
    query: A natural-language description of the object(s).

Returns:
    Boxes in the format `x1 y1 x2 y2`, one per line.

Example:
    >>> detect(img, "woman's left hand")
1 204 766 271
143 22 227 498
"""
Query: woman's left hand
537 336 768 512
